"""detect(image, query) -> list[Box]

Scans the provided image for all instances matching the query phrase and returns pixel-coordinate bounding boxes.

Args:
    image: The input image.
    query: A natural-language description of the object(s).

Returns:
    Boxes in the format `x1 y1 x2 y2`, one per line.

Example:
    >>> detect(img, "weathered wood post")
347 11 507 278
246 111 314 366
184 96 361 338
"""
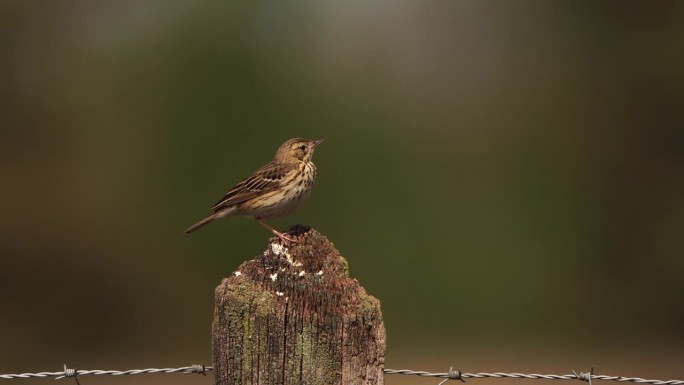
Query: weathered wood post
213 226 386 385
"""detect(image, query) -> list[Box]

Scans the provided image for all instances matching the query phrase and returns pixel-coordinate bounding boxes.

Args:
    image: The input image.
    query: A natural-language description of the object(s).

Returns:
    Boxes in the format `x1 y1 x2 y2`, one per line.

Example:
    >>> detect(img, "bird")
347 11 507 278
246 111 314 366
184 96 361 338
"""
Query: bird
184 137 324 243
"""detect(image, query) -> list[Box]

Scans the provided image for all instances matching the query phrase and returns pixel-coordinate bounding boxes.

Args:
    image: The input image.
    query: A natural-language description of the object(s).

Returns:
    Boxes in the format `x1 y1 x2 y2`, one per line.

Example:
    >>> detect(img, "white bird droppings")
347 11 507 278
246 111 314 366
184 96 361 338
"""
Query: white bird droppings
270 242 289 257
269 273 278 281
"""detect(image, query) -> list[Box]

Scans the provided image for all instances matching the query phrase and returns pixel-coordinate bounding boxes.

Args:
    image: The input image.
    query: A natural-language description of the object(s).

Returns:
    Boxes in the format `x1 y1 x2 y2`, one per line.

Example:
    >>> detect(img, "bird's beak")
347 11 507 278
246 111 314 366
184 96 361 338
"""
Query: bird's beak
312 139 325 148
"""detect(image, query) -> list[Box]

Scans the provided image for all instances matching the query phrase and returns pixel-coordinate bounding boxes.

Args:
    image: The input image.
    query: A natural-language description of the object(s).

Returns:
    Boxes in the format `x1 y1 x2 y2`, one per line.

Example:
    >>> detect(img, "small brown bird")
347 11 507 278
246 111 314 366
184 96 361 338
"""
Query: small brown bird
184 138 324 242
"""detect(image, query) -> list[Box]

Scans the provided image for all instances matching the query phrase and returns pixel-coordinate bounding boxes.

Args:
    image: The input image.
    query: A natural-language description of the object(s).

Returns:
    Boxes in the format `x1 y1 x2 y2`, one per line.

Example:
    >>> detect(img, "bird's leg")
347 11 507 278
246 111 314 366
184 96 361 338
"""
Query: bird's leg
256 218 299 243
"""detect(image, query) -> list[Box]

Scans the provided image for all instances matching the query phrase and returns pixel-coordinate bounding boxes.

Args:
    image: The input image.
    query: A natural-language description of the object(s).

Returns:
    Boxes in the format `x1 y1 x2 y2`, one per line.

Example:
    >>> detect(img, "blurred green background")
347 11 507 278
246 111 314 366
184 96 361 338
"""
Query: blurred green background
2 1 683 384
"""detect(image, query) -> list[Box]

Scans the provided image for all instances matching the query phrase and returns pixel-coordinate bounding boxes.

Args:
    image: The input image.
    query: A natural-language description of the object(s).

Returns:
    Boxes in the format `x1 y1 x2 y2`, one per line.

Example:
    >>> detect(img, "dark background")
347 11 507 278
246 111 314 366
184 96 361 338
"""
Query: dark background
2 1 683 384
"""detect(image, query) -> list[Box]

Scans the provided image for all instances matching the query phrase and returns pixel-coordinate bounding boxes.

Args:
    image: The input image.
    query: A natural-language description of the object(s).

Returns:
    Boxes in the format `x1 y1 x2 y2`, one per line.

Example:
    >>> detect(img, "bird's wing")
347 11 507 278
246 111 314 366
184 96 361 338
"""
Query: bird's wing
211 162 289 211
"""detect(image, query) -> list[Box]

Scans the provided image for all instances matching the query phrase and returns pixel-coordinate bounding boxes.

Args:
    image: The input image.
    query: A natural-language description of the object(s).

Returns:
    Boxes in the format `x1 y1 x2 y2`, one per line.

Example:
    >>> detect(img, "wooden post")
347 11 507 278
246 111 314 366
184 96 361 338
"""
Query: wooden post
213 226 386 385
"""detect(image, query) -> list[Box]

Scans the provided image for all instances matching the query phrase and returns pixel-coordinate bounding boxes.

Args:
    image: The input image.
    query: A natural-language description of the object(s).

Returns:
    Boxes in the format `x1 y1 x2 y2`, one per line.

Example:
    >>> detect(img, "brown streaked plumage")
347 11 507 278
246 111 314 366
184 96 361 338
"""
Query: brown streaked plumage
184 138 324 242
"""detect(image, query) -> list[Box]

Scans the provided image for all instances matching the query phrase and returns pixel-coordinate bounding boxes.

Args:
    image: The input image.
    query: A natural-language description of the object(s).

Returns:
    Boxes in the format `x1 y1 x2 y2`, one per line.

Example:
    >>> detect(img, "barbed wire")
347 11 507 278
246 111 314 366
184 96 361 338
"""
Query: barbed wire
1 364 682 385
384 368 684 385
0 365 210 381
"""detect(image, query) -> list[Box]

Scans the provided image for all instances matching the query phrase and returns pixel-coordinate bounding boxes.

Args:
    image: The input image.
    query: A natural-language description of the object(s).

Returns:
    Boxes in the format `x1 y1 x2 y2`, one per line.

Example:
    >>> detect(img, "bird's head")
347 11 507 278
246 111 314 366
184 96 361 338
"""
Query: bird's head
274 138 324 163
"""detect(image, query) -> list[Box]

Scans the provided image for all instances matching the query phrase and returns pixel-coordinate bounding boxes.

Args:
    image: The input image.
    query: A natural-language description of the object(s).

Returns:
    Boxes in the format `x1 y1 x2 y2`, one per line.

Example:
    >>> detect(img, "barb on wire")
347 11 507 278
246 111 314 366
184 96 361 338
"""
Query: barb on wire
438 367 465 385
1 365 683 385
188 364 207 376
573 367 594 385
55 365 80 385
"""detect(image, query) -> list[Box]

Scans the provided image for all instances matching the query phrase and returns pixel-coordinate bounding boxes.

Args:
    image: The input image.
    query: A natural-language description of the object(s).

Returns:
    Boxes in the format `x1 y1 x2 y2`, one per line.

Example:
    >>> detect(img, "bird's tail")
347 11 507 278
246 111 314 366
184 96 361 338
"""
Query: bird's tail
183 207 236 234
184 213 220 234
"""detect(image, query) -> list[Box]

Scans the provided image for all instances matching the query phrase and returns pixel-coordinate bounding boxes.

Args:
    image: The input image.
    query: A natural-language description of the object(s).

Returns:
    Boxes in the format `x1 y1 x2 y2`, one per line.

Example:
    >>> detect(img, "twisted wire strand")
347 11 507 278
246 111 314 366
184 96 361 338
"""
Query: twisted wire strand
0 366 212 380
1 366 682 385
383 369 684 385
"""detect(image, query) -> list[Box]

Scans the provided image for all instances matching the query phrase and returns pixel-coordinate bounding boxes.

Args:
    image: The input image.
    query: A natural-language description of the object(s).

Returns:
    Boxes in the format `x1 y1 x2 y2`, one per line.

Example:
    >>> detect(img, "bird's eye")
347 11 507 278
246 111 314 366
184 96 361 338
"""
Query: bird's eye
299 145 307 151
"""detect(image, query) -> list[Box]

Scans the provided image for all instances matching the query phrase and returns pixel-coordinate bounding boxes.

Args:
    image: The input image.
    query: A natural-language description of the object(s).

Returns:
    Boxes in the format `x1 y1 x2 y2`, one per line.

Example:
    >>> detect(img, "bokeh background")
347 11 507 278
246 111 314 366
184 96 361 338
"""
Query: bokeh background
3 1 683 384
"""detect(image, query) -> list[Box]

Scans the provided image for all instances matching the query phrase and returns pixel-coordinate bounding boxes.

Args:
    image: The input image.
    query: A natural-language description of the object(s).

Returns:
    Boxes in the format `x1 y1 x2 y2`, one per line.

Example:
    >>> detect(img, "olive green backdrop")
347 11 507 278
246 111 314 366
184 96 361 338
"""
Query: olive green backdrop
2 1 683 383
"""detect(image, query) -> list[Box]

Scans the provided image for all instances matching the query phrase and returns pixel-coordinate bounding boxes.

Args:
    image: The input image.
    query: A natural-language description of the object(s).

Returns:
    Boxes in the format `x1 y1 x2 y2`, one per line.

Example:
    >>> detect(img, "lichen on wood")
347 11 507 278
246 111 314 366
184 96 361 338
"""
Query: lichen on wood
213 226 386 385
